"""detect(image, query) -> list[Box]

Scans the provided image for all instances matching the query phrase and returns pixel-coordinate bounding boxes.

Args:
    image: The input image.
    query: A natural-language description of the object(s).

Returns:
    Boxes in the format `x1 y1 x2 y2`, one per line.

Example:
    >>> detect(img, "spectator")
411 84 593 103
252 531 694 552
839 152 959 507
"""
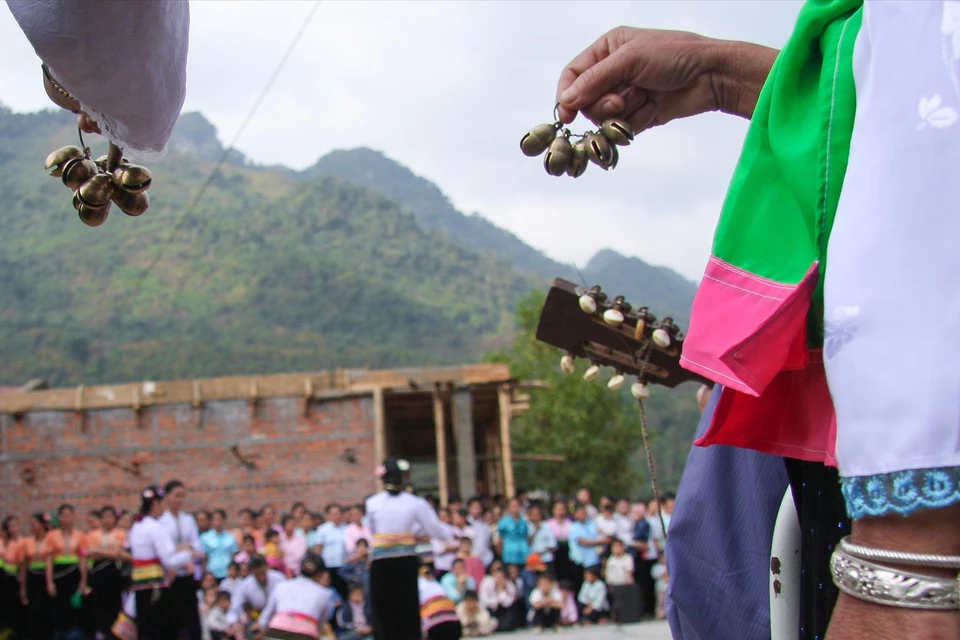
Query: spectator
456 590 498 637
314 503 348 600
568 504 603 593
558 579 579 627
651 556 669 620
526 503 557 574
576 488 598 521
578 567 609 625
219 562 242 595
478 563 516 632
440 558 476 604
466 498 493 567
342 504 371 558
457 537 485 588
339 538 371 601
528 573 563 632
545 500 573 583
497 499 529 568
280 515 307 576
202 590 231 640
261 529 286 575
336 583 374 640
594 503 618 556
605 539 635 586
234 534 257 565
201 509 239 580
431 508 459 578
613 498 635 548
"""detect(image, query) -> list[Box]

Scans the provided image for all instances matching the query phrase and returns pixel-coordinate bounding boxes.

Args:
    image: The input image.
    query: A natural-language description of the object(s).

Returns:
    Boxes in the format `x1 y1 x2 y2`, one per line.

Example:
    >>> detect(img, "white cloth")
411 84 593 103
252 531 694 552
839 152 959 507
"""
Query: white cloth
594 515 618 542
260 576 334 629
225 570 287 625
127 515 192 571
432 524 463 572
365 491 451 552
825 0 960 477
613 514 634 546
529 585 562 607
160 510 204 577
6 0 189 160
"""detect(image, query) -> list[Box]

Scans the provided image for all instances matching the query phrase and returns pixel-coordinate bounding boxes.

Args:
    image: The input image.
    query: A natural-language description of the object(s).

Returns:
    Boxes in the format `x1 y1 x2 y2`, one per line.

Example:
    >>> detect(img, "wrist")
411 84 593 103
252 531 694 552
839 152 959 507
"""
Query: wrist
707 39 779 119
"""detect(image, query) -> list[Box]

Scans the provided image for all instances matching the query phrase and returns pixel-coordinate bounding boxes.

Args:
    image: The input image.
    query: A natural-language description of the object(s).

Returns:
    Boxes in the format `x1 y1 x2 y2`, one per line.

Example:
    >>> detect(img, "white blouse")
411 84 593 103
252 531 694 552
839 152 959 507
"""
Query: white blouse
127 516 192 570
226 569 287 625
366 491 450 541
260 576 334 628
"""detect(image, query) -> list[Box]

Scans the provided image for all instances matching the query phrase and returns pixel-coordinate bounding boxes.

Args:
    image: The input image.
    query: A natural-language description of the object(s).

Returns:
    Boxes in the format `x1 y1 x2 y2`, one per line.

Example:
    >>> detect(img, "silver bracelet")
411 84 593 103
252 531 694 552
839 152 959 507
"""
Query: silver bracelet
830 547 960 611
840 536 960 570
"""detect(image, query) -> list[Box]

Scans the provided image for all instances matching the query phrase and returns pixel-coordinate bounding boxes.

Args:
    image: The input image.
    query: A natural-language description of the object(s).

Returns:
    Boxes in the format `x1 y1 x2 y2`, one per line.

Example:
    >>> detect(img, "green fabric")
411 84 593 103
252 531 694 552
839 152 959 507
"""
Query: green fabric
710 0 862 344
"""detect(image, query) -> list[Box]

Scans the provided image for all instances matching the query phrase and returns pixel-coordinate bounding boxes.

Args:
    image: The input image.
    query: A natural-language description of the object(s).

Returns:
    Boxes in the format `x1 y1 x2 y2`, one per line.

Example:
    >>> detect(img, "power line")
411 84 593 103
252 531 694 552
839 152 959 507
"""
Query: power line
127 0 323 299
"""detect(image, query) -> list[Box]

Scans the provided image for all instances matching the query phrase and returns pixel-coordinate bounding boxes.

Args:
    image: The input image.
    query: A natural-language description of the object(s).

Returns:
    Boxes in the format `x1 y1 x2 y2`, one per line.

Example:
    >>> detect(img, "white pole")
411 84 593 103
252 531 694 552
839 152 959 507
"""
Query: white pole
770 487 801 640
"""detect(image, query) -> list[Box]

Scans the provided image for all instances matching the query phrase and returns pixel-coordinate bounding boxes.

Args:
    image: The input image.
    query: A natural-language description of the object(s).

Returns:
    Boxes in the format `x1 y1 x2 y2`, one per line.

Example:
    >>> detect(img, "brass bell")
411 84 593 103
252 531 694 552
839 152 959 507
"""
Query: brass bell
600 119 634 146
543 136 573 177
111 189 150 217
583 133 613 169
78 174 115 208
608 145 619 170
45 146 84 178
60 157 98 190
565 140 588 178
520 123 558 157
77 202 110 227
95 154 130 171
72 191 82 211
113 165 152 193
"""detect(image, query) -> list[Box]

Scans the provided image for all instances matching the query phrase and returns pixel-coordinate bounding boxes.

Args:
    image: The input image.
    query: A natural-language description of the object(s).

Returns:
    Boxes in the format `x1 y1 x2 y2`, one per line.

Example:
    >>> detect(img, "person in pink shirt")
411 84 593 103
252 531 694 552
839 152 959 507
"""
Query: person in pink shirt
343 504 371 558
456 538 485 588
281 515 307 577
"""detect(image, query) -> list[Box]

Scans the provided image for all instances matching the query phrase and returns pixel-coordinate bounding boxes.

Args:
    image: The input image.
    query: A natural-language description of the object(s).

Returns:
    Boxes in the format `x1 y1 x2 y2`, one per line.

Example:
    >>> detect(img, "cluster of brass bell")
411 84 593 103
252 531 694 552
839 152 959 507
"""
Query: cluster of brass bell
520 117 634 177
44 143 152 227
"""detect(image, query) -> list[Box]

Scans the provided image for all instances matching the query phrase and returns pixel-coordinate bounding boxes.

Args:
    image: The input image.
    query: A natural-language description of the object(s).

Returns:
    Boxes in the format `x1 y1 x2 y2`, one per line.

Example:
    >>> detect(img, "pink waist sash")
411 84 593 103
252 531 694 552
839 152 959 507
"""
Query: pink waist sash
267 611 320 638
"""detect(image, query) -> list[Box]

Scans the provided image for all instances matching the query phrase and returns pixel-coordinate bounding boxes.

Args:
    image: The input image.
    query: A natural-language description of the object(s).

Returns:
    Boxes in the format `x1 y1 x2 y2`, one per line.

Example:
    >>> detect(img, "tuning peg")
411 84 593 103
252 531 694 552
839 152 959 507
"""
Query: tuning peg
560 355 575 375
583 365 600 382
633 319 646 341
608 374 625 391
631 382 650 399
652 329 671 348
578 294 597 315
603 295 627 327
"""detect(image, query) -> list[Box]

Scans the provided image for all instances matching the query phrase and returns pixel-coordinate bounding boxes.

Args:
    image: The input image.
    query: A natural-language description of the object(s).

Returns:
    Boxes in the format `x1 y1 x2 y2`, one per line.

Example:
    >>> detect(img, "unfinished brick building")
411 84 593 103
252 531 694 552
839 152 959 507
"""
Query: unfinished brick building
0 364 530 516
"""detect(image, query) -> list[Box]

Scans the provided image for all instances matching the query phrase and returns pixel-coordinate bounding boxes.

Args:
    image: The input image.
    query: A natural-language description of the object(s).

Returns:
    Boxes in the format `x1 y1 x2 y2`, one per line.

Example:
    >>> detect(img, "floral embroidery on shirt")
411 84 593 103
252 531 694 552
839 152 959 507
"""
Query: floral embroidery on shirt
917 95 958 130
841 467 960 519
823 305 859 359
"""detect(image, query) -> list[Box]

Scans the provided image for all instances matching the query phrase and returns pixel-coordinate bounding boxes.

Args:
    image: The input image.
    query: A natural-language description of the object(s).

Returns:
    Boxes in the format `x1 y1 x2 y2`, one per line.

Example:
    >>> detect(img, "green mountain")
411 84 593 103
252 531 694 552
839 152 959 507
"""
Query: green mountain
0 108 697 388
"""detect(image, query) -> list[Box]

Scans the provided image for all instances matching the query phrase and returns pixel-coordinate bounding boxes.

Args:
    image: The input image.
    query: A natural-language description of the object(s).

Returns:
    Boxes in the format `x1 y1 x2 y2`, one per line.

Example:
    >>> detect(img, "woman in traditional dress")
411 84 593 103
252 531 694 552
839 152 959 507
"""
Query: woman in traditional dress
85 505 130 638
366 458 451 640
128 485 195 640
545 501 572 583
256 553 336 640
43 503 88 639
0 516 22 638
417 563 462 640
19 512 53 640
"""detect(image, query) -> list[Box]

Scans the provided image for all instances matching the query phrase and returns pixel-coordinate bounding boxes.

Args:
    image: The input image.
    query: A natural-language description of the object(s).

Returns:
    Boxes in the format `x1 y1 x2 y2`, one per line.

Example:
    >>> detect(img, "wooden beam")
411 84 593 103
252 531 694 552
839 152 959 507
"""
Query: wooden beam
454 388 476 501
497 383 516 500
0 363 514 416
477 454 567 462
372 387 386 464
432 389 449 507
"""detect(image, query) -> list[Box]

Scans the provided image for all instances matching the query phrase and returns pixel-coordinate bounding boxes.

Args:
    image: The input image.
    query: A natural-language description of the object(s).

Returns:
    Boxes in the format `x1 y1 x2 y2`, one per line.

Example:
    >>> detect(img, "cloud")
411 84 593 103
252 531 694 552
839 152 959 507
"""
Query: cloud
0 0 802 280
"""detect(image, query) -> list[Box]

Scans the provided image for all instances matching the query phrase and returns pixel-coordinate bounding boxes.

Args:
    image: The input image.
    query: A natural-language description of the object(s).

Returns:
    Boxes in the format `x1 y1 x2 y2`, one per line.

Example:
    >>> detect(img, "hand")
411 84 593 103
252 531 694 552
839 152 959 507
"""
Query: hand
47 581 57 597
556 26 778 131
78 113 101 135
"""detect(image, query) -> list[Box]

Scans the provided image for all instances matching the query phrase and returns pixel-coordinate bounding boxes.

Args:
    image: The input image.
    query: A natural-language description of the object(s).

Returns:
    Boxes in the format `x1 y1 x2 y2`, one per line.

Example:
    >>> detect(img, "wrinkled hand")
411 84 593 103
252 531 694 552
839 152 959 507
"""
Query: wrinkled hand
556 26 731 132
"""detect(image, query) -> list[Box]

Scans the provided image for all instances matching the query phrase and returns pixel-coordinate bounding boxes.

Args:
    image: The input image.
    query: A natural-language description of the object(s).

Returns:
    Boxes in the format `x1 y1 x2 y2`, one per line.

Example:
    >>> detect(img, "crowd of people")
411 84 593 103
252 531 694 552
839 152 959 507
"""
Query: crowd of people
0 475 672 640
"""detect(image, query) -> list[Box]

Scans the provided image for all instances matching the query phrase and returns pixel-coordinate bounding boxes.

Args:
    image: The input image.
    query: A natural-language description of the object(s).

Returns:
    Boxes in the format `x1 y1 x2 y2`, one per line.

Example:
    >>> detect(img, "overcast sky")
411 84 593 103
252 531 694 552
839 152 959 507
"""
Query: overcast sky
1 0 802 281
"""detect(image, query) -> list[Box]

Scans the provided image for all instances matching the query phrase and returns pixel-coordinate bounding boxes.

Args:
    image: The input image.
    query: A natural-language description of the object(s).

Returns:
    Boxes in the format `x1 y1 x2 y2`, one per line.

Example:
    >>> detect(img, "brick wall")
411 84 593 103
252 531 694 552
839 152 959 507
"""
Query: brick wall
0 395 379 519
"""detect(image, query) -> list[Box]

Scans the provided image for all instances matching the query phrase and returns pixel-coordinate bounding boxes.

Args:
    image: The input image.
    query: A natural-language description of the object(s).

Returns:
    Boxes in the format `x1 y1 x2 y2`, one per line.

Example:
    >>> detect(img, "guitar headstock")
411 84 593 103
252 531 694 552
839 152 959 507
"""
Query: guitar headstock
535 278 709 398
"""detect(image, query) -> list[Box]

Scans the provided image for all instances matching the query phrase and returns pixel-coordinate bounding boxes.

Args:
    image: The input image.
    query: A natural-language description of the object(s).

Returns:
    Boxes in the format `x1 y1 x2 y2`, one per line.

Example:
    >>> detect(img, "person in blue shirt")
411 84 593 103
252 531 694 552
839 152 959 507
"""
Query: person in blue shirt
440 558 476 604
497 498 529 567
568 504 603 595
200 509 239 580
314 503 348 600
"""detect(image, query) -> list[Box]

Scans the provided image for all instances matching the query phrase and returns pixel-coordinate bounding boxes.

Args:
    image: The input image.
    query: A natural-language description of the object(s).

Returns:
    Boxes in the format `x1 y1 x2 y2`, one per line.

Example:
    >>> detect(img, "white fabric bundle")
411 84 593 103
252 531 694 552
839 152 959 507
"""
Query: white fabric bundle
6 0 190 160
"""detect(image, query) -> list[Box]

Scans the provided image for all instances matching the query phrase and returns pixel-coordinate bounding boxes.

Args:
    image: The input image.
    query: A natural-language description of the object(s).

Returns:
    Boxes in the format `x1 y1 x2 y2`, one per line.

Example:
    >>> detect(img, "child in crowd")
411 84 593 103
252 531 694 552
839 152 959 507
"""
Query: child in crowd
651 556 669 620
578 567 609 625
219 561 242 595
558 580 579 627
456 590 498 637
261 529 287 574
339 538 371 600
478 564 516 633
528 573 564 632
507 563 528 627
336 583 374 640
441 558 476 604
457 537 485 587
234 534 256 565
604 539 635 586
202 590 231 640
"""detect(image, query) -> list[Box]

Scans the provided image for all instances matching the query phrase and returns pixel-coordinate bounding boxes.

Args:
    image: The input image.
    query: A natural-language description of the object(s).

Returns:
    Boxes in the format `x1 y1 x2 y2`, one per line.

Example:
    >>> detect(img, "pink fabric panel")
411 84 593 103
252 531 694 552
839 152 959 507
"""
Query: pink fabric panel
695 350 838 466
681 257 820 397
